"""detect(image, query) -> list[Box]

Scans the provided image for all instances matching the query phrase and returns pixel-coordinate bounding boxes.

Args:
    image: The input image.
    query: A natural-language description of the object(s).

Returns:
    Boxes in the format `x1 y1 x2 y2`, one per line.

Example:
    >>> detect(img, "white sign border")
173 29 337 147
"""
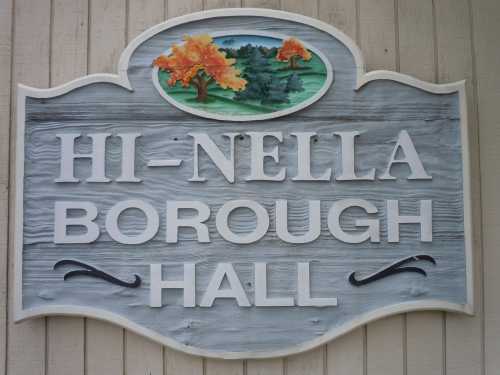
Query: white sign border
14 8 473 360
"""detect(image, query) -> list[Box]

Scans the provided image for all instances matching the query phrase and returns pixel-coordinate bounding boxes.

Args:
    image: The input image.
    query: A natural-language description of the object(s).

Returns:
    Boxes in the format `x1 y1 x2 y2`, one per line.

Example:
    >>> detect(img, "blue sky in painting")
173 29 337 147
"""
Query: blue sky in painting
214 35 282 49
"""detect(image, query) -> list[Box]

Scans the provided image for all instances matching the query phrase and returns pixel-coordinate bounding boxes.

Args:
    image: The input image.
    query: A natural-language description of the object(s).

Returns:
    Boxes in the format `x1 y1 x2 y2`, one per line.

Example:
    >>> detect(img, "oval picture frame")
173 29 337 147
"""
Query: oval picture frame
151 30 334 121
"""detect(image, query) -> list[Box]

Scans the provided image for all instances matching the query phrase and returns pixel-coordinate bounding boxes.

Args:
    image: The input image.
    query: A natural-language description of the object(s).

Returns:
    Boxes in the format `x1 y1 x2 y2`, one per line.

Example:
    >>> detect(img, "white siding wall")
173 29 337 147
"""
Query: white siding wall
1 0 497 373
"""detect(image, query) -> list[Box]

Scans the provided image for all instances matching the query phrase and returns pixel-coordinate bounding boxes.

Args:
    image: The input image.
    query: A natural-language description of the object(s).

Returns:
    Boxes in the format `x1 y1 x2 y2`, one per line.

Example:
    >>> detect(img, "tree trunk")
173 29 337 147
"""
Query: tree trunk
289 55 299 69
195 75 208 102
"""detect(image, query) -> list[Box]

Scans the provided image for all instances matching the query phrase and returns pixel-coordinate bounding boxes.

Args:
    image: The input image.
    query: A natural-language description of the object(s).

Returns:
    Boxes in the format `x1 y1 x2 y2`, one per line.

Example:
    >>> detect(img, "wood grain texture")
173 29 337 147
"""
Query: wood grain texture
164 2 206 375
167 0 203 18
247 359 284 375
205 0 242 10
0 0 12 372
47 317 84 375
164 347 203 375
4 2 489 374
397 2 444 374
435 0 483 374
367 315 404 375
397 0 435 82
206 359 244 375
20 10 466 358
8 0 50 373
318 0 357 42
319 3 365 375
124 3 166 373
86 319 124 375
281 0 317 18
470 0 500 374
202 5 242 375
51 0 88 87
358 0 397 71
85 0 127 373
287 346 325 375
128 0 165 41
358 2 404 374
88 0 126 73
243 0 279 8
406 312 443 375
326 328 364 375
47 1 88 373
125 332 164 375
278 2 325 372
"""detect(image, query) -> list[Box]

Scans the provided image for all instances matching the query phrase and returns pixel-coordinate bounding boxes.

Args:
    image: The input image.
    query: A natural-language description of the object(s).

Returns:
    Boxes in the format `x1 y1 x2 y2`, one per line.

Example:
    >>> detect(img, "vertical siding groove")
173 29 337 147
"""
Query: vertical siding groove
123 327 127 375
466 0 485 374
4 0 15 372
48 0 54 87
323 342 327 375
125 0 129 49
162 346 166 375
403 314 407 375
83 318 87 375
442 313 446 375
87 0 91 75
4 2 492 374
363 326 367 375
44 318 48 375
394 0 400 72
431 0 439 83
9 0 52 372
45 0 52 368
355 0 360 45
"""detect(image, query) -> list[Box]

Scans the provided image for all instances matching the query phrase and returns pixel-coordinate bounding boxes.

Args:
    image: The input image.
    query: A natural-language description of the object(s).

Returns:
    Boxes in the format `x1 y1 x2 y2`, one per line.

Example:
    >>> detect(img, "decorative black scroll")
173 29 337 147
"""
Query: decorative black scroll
54 259 141 288
348 254 436 287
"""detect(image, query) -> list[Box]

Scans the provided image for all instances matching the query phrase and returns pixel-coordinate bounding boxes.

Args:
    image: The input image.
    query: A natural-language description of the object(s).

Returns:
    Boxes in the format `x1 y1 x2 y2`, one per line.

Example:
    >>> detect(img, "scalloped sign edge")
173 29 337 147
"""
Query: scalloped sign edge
14 8 473 360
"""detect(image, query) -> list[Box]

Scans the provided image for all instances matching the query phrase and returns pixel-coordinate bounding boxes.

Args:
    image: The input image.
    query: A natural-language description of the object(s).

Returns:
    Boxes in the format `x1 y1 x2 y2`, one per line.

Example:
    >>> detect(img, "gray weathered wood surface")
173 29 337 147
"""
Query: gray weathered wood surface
20 14 467 356
2 0 497 374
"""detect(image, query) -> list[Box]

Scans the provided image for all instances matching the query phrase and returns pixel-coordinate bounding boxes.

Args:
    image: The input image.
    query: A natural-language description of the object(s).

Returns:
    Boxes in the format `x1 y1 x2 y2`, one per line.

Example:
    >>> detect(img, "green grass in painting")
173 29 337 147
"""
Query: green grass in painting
157 53 328 117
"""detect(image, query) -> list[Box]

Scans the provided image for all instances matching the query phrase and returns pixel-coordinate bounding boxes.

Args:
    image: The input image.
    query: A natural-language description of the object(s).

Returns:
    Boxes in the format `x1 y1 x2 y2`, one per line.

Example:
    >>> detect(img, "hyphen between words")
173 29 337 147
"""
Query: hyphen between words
53 130 435 307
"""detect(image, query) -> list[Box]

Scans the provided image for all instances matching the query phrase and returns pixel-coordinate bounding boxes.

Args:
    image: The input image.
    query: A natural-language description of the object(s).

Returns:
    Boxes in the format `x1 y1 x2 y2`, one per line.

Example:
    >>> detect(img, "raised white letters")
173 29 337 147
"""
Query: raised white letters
150 263 196 307
200 263 251 307
105 199 159 244
246 132 286 181
380 130 432 180
56 133 111 183
387 199 432 242
334 131 375 181
328 199 380 243
292 132 331 181
254 263 295 307
116 133 141 182
216 200 269 244
166 201 211 243
276 200 321 243
54 201 100 243
189 132 238 183
297 263 337 307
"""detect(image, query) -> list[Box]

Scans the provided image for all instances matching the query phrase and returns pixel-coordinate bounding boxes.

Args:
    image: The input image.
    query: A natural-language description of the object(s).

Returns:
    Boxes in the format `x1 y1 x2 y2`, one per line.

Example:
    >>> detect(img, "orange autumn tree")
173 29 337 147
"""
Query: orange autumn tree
276 38 312 69
153 34 246 102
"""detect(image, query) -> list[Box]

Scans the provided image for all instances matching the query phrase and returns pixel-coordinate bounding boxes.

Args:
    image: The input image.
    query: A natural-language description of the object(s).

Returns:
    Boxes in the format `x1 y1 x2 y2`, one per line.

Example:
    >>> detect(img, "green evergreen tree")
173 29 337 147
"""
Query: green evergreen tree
285 73 304 92
234 45 293 105
262 76 289 104
245 48 272 74
235 48 273 102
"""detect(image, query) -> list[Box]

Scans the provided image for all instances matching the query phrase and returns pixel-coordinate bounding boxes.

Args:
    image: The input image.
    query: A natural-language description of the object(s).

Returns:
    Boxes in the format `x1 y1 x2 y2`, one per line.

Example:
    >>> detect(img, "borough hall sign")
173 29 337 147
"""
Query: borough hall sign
14 8 473 358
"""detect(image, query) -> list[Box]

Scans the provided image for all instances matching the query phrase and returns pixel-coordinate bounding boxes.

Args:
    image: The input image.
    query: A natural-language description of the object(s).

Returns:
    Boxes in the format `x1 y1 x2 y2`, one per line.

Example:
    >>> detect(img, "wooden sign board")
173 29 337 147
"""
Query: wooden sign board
15 8 472 359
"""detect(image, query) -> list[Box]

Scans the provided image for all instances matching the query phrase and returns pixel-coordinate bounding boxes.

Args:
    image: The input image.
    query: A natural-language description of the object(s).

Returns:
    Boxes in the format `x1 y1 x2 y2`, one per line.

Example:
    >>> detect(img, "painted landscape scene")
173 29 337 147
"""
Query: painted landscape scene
153 34 331 119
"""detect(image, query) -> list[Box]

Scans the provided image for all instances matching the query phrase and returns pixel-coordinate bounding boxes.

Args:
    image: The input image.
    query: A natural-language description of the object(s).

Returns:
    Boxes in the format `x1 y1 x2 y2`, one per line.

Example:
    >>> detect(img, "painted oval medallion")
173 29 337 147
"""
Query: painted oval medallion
152 31 333 121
